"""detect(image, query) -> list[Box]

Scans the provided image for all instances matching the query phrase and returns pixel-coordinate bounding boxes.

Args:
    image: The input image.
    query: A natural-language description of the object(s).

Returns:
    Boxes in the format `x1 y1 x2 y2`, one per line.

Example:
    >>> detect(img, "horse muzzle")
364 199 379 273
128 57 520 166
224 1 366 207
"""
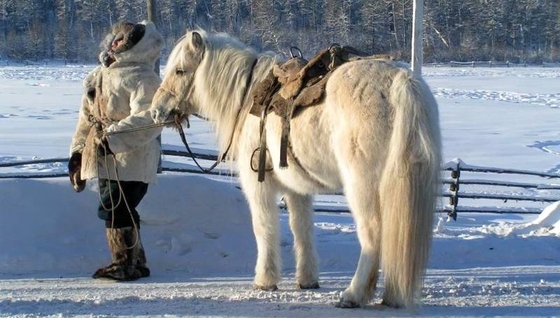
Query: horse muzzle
151 107 189 127
151 107 170 124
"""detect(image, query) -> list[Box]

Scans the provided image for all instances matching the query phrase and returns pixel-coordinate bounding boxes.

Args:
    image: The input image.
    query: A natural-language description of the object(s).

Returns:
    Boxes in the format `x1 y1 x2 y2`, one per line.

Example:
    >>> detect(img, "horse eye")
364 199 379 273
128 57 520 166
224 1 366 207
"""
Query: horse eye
175 68 185 76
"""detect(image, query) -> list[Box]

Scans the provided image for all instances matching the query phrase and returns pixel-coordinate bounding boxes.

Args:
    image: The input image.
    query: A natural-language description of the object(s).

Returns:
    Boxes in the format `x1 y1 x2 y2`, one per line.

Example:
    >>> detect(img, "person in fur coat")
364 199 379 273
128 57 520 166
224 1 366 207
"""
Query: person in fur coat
68 20 164 281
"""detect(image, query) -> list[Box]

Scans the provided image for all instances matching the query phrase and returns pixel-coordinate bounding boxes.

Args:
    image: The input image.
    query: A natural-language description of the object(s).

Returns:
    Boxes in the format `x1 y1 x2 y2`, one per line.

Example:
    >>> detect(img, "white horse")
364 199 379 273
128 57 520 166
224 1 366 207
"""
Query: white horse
151 30 441 309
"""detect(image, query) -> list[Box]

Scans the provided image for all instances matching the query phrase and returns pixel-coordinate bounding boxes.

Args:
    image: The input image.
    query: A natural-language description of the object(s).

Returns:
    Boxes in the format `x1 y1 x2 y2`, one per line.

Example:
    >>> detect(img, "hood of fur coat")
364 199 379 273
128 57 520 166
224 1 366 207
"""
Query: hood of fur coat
99 20 164 66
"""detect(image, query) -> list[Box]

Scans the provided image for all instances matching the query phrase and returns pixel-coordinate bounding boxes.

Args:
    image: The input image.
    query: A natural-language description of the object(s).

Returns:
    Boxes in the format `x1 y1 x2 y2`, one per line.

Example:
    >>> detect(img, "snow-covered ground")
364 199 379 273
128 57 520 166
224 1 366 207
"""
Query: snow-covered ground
1 64 560 317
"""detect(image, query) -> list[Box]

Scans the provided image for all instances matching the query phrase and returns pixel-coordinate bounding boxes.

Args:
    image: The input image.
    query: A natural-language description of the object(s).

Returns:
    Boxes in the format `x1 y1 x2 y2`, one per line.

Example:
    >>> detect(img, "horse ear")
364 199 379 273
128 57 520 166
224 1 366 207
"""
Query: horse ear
190 31 203 50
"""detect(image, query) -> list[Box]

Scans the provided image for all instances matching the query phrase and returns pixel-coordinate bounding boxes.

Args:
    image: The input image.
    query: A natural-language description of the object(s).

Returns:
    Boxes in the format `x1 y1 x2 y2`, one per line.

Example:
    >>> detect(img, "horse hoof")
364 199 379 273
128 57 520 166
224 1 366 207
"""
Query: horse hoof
335 298 361 308
381 299 403 309
254 284 278 291
296 282 320 289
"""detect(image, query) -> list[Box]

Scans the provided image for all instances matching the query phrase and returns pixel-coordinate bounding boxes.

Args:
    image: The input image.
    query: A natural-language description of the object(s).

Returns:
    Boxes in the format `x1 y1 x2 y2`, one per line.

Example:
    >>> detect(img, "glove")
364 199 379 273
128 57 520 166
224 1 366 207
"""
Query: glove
68 152 86 192
99 50 115 67
96 137 114 157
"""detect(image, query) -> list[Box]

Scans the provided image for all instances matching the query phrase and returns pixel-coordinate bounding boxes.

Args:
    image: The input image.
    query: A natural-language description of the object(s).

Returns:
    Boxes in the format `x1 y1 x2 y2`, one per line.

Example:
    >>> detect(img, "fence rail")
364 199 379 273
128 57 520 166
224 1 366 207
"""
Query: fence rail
3 153 559 219
425 61 560 68
425 61 522 68
0 150 232 179
442 159 560 220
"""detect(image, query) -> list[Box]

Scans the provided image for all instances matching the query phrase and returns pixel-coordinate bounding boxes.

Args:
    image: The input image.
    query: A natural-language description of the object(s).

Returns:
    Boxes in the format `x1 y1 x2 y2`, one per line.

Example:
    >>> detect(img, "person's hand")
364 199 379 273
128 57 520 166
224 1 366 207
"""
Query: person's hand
68 152 86 192
99 50 115 67
96 137 114 157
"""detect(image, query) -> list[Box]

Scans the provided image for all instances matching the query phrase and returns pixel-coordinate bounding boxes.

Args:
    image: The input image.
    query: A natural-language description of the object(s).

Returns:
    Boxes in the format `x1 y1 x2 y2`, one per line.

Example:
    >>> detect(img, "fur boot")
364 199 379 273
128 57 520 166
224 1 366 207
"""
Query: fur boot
92 226 149 281
136 242 151 278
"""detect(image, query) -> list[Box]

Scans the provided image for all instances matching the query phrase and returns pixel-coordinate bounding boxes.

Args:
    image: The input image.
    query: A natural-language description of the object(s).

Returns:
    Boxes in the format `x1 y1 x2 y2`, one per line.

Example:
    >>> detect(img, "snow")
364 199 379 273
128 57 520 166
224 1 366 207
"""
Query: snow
1 64 560 317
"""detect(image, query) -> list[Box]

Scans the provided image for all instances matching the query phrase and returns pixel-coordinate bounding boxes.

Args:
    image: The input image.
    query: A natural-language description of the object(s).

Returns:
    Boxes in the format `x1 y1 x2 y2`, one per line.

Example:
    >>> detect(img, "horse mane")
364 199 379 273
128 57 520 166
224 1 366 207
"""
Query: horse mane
167 30 276 162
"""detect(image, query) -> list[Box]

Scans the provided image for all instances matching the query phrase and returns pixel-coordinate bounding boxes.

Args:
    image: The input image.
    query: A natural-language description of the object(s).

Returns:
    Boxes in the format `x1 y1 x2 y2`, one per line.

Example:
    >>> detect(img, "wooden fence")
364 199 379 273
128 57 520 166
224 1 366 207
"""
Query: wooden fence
0 149 228 179
442 159 560 220
426 61 560 68
2 152 560 219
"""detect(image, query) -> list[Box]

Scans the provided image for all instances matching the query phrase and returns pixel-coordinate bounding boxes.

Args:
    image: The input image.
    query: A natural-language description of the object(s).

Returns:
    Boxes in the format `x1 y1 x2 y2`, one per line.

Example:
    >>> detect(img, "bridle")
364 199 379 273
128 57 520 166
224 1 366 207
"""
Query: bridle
158 56 259 173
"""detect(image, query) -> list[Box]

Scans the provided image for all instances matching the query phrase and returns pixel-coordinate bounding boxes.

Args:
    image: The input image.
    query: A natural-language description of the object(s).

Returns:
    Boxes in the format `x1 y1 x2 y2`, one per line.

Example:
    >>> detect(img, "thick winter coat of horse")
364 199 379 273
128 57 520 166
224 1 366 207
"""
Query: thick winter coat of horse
70 20 164 183
150 30 442 309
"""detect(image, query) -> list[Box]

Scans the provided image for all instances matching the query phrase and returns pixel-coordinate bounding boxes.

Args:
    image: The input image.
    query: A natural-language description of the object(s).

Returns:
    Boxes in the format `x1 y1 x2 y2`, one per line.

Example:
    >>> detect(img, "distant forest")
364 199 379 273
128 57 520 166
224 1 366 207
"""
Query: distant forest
0 0 559 64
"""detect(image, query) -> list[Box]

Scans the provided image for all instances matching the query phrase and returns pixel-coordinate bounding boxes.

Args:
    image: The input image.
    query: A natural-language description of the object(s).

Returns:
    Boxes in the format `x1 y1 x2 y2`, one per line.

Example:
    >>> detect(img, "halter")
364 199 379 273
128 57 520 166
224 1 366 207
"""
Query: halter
158 56 259 173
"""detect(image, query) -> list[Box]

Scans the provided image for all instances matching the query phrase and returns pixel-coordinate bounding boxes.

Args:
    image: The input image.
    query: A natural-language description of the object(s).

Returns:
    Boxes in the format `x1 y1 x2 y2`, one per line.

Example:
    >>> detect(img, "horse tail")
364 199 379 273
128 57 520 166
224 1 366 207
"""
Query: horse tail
378 69 441 308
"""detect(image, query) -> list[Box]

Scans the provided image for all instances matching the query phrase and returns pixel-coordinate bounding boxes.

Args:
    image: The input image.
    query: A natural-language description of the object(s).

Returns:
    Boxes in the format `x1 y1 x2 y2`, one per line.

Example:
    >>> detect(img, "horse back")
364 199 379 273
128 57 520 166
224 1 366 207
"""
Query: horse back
323 59 404 139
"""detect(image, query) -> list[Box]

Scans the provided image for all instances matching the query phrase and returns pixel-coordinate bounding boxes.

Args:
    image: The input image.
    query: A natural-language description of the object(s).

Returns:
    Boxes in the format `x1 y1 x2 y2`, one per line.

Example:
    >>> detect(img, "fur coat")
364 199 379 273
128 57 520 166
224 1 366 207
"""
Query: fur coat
70 21 164 184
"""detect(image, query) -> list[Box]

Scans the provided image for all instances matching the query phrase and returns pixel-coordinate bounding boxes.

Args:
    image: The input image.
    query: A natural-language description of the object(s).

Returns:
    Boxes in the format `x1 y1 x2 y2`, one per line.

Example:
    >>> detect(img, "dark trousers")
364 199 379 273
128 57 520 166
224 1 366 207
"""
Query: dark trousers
97 179 149 229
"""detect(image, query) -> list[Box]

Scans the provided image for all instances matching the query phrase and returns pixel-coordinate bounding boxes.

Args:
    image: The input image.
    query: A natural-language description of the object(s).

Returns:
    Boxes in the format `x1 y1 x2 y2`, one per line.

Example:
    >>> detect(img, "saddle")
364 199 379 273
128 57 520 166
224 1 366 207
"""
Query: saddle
250 45 393 181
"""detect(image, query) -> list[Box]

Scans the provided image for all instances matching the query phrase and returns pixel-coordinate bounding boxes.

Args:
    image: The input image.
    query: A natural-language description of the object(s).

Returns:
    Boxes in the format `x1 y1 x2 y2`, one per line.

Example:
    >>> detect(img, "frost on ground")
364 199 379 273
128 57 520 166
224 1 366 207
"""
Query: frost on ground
2 268 559 318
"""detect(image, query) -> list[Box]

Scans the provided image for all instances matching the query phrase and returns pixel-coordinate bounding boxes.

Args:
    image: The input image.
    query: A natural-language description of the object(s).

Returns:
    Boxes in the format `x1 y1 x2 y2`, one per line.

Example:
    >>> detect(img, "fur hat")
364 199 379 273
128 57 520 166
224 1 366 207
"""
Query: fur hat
98 21 150 67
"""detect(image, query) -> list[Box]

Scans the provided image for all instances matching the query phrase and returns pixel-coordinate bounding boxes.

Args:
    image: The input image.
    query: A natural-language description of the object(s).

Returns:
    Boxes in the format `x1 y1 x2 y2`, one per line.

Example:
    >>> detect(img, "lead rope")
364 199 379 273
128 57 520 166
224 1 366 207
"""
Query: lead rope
91 71 141 252
93 82 193 252
104 120 175 135
96 144 140 250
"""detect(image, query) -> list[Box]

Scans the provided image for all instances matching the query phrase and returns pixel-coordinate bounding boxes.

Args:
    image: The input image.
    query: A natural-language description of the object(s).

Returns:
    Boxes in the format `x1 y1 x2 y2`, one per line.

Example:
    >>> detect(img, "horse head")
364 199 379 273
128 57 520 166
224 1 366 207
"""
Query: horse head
151 31 205 124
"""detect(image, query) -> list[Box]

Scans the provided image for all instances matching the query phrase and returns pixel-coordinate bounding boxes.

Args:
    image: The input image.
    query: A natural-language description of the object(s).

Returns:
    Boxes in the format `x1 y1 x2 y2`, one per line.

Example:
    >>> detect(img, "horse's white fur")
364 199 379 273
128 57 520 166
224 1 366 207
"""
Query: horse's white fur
152 30 442 309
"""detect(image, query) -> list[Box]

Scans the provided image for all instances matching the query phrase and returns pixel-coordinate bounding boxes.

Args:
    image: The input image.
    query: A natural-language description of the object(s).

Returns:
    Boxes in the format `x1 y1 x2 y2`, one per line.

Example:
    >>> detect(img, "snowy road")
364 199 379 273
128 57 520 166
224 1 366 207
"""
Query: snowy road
3 266 560 317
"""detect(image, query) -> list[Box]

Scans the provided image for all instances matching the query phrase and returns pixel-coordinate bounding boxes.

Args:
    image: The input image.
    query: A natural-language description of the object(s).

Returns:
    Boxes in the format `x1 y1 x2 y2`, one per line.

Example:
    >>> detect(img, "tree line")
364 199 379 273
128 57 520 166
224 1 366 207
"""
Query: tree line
0 0 558 64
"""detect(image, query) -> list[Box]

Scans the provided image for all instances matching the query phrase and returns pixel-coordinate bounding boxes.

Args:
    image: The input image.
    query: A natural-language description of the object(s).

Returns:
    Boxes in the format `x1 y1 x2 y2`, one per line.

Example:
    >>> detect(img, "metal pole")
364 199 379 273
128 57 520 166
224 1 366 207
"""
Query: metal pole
147 0 160 76
411 0 424 77
147 0 163 173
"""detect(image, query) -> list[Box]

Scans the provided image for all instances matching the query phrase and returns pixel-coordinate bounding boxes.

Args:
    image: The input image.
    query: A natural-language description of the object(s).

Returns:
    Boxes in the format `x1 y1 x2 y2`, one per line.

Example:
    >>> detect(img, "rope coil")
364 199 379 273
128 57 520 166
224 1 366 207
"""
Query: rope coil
96 146 140 250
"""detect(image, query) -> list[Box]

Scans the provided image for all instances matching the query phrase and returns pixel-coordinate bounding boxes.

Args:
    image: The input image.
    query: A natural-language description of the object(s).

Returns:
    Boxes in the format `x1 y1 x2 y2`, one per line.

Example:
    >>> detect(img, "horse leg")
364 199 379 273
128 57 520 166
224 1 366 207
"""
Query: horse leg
336 182 381 308
284 192 319 289
239 171 282 291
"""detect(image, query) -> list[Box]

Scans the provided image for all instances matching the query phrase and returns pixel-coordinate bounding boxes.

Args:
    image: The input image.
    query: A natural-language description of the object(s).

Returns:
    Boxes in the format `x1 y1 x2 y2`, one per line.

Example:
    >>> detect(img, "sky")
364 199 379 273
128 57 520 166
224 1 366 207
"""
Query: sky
0 64 560 317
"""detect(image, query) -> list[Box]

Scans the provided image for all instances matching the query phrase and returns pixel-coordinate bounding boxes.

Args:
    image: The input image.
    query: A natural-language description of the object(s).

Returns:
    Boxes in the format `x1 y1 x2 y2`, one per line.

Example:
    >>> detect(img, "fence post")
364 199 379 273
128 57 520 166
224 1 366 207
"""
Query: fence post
448 161 461 221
